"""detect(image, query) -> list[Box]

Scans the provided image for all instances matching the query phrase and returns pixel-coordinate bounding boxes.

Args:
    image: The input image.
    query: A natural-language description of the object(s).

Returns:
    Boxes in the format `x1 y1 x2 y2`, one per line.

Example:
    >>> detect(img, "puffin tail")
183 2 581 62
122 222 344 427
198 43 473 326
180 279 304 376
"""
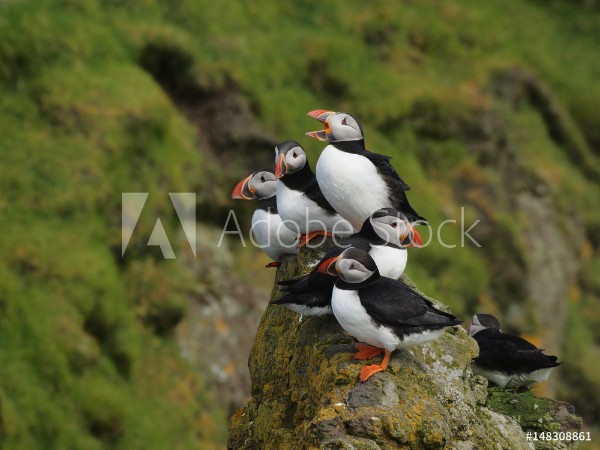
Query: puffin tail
278 273 310 287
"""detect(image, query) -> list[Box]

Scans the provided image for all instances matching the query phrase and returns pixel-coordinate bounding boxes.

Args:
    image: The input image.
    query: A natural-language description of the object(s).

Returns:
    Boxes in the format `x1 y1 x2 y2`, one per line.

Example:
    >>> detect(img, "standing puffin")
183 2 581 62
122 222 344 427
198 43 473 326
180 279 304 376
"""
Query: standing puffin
306 110 426 229
273 208 422 316
275 140 354 247
468 314 560 389
232 169 299 267
319 248 461 382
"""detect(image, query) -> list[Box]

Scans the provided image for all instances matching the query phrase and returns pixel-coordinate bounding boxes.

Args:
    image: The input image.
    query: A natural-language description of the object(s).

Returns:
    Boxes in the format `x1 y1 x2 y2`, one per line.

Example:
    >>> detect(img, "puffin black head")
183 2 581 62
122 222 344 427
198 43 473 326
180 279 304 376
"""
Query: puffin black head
306 110 364 142
274 140 307 178
317 248 379 283
468 313 502 336
367 208 423 248
231 169 277 200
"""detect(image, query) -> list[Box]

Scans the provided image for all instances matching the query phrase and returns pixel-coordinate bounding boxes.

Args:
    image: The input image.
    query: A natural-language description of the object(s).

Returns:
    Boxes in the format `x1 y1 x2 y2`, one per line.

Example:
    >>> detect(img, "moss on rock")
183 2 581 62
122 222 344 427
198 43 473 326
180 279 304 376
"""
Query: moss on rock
486 388 582 449
229 241 582 449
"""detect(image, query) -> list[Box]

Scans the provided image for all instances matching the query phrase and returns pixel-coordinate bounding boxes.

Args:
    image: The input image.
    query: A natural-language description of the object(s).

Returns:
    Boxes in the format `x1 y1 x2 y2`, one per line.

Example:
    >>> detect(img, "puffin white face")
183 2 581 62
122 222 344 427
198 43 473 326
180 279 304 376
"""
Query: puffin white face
366 208 423 248
318 248 378 284
337 258 375 283
468 314 502 336
327 113 363 142
282 146 307 174
274 140 307 178
306 110 364 142
249 170 277 199
370 213 411 245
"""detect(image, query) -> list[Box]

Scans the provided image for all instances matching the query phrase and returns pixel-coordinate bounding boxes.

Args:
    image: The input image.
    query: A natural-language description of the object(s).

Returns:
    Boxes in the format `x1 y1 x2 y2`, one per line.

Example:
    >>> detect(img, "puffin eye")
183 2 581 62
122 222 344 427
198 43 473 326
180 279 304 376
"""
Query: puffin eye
260 176 265 182
349 263 356 270
292 151 298 158
341 117 348 125
391 222 397 228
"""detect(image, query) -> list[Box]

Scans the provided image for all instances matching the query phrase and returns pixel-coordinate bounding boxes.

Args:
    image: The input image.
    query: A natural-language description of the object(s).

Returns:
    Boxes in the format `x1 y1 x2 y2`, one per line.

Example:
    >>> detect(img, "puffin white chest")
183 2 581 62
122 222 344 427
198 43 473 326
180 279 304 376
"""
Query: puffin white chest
316 145 391 229
251 208 298 260
276 180 353 234
369 245 407 279
471 365 554 389
276 182 314 233
331 288 400 351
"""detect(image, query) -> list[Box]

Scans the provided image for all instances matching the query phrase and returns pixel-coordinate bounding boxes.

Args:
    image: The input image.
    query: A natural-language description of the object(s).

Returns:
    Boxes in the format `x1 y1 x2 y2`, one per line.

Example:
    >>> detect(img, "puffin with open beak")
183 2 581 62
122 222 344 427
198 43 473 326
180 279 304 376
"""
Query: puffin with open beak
232 169 299 267
273 208 422 316
274 140 353 247
467 314 560 389
318 248 461 382
306 110 426 230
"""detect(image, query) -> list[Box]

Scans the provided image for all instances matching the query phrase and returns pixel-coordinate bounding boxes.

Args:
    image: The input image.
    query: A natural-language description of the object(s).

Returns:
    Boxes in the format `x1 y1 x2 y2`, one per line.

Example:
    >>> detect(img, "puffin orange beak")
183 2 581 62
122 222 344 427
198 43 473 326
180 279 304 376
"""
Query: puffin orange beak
306 109 336 141
231 175 255 200
408 226 423 248
275 154 287 178
400 225 423 248
317 256 339 276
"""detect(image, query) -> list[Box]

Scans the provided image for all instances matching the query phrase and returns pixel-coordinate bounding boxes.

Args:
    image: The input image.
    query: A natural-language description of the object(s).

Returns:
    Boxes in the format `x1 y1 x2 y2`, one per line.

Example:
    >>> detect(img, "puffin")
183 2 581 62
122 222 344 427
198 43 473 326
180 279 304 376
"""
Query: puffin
232 169 299 267
273 208 422 316
274 140 354 247
306 110 426 229
468 314 560 389
319 248 461 382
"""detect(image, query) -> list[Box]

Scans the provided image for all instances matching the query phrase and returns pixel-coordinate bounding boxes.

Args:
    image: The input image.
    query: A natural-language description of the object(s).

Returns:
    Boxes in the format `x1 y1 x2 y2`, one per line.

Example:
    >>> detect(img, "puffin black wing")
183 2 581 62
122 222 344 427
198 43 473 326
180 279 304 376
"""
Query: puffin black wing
282 164 338 215
358 278 461 328
359 151 427 224
473 328 560 374
359 151 410 190
278 273 310 287
281 272 335 294
302 178 338 215
390 190 427 224
273 289 331 310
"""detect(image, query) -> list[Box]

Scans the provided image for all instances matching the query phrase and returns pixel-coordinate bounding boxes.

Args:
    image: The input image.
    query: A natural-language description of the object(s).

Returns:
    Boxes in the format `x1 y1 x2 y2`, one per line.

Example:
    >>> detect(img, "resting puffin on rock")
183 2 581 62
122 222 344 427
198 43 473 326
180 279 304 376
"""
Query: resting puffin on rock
468 313 560 389
232 169 299 267
306 110 426 229
319 248 461 382
275 140 354 247
274 208 422 316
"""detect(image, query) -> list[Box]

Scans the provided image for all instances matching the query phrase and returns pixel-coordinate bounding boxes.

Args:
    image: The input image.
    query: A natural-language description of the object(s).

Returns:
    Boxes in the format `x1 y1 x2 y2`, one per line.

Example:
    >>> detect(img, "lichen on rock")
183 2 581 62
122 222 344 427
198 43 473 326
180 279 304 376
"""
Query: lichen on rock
229 240 582 449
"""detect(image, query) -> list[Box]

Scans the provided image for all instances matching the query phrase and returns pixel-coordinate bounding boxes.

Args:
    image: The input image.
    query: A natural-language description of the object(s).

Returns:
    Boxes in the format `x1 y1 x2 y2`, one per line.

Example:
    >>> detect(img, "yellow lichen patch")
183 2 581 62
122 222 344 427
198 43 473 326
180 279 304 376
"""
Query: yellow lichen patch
568 283 581 304
215 318 229 335
581 239 594 261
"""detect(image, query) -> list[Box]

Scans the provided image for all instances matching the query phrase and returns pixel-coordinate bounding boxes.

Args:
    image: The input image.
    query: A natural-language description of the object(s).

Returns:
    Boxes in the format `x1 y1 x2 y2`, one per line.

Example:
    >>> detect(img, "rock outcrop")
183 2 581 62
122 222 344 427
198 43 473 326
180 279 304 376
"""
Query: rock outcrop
229 241 582 449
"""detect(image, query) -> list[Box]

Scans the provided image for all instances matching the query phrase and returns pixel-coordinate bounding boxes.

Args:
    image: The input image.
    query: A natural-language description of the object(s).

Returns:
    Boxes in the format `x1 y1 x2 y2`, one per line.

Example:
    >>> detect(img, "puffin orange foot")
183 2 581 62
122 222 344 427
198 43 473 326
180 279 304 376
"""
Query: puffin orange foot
359 364 386 382
297 231 333 248
359 349 391 382
265 261 281 268
354 344 384 360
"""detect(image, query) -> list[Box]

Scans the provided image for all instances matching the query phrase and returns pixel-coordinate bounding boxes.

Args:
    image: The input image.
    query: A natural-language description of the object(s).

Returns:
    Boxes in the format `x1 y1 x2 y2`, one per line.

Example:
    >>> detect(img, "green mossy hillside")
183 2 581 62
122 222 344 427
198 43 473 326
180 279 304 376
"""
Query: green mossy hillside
0 1 223 447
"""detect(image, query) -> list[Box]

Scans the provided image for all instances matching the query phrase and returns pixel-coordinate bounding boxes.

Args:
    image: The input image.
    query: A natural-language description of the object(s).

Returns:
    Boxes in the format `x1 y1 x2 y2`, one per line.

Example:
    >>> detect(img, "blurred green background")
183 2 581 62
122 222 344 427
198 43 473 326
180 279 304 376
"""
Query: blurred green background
1 0 599 448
